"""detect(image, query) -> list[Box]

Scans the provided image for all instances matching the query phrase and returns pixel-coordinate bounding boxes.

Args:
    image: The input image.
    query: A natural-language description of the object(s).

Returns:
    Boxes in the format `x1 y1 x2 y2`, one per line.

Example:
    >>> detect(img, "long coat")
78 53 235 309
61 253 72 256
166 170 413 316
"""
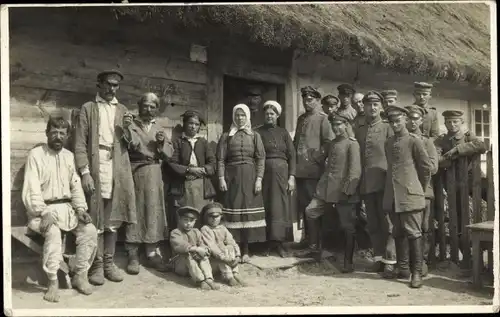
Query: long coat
414 132 439 199
383 131 432 213
73 101 136 231
314 136 361 203
168 136 217 200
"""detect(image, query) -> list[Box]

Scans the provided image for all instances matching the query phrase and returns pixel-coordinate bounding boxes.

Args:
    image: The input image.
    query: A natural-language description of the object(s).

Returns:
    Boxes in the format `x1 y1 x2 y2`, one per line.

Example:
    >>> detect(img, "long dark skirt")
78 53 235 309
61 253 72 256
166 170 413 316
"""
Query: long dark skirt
125 163 169 244
222 163 266 243
262 158 294 242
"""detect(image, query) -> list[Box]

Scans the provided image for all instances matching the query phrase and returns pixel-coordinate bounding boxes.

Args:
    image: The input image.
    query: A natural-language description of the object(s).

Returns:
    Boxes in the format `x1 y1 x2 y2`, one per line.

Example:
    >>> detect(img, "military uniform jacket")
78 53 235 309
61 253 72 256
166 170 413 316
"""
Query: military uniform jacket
314 135 361 204
415 104 439 139
355 117 394 195
413 131 439 199
293 109 334 179
383 131 432 213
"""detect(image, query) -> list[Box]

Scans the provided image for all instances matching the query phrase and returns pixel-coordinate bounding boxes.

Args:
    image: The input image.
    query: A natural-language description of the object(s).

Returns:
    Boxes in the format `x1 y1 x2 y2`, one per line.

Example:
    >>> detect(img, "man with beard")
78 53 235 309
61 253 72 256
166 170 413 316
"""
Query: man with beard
74 70 136 286
22 116 98 302
354 91 395 274
383 105 431 288
293 86 334 249
412 82 439 139
123 93 174 275
321 95 340 116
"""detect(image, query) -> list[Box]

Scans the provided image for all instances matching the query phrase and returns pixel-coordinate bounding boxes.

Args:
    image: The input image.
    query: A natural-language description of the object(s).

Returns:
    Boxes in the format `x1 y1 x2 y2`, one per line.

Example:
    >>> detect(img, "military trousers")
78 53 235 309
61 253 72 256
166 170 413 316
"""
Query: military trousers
363 192 392 263
296 178 319 235
305 198 357 235
385 209 424 264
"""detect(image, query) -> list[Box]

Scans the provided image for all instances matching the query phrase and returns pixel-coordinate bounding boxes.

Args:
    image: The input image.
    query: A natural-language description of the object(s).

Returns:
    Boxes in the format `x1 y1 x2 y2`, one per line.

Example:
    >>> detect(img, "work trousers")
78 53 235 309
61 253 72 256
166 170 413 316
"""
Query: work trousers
173 254 213 283
364 192 392 263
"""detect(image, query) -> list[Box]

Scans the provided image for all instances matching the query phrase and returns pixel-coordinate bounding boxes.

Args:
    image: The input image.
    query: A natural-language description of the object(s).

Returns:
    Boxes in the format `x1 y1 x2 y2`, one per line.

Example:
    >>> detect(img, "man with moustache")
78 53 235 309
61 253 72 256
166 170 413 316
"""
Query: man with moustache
354 91 395 274
74 70 136 286
412 82 439 139
22 116 98 302
383 105 432 288
352 92 365 130
293 86 334 249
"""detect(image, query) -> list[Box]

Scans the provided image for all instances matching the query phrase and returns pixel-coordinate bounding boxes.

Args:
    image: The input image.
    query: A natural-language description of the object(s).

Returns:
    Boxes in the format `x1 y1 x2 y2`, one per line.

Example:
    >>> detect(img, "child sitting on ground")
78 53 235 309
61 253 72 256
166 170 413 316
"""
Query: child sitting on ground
169 206 219 290
200 202 246 287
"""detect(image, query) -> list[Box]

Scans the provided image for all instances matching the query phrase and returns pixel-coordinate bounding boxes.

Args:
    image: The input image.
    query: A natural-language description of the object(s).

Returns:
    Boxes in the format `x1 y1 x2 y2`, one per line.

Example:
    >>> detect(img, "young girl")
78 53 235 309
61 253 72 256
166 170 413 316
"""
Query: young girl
200 202 246 287
216 104 267 263
169 206 219 290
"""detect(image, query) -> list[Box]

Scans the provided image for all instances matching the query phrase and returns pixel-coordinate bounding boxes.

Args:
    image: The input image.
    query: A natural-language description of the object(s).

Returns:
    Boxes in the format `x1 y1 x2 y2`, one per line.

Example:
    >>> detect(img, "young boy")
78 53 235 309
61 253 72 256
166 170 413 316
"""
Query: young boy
169 206 219 290
200 202 246 287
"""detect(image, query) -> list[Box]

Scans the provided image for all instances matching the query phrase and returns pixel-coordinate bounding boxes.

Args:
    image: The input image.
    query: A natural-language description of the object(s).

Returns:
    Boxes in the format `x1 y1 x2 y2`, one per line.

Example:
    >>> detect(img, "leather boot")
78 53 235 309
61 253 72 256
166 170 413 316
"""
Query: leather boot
103 231 123 282
297 218 320 260
410 237 424 289
88 234 105 286
422 232 430 277
125 243 140 275
396 237 411 279
341 234 355 273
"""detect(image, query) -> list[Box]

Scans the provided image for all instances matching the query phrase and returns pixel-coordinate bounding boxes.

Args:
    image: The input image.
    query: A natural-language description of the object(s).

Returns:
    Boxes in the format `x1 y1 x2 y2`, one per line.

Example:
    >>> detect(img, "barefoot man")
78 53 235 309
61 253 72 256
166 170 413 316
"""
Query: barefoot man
22 116 98 302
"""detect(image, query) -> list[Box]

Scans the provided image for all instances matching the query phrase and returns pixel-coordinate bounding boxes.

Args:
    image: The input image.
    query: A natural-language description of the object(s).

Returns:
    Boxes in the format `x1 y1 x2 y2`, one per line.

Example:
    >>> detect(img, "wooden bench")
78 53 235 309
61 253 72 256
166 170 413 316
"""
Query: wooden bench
466 221 494 288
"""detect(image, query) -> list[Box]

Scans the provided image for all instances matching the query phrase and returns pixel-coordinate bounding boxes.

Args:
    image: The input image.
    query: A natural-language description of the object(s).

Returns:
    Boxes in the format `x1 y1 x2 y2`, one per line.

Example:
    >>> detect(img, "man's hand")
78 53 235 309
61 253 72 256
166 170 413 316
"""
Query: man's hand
81 174 95 195
155 130 166 143
40 211 57 234
76 208 92 224
123 112 134 128
189 167 206 178
443 147 459 161
287 175 296 193
254 177 262 194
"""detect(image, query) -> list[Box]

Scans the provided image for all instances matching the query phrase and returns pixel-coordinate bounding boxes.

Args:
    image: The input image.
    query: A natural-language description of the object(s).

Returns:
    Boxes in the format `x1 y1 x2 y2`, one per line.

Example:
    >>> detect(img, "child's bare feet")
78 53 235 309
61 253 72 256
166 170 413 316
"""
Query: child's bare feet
43 279 60 303
199 281 211 290
226 277 239 287
241 254 250 263
205 278 220 290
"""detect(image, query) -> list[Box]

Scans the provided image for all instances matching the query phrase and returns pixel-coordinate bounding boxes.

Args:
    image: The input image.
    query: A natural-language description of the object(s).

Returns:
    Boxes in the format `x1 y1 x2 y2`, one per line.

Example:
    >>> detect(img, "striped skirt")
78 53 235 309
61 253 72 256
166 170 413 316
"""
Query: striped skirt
222 163 266 243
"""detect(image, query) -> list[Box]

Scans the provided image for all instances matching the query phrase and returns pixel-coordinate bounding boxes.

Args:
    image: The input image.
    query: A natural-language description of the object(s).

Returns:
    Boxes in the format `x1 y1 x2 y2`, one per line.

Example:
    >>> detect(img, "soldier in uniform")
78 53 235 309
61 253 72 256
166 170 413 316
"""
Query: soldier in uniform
301 113 361 272
413 82 440 139
386 105 439 279
321 95 340 116
434 110 487 256
380 90 398 120
383 105 432 289
337 84 358 138
354 91 395 273
293 86 334 248
352 92 365 130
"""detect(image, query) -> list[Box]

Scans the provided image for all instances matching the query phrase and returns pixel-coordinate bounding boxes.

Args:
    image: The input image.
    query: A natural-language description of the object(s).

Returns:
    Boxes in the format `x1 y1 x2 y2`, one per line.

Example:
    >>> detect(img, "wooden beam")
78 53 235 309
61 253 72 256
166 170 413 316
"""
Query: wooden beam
457 157 471 267
206 49 224 144
285 49 299 136
446 163 459 264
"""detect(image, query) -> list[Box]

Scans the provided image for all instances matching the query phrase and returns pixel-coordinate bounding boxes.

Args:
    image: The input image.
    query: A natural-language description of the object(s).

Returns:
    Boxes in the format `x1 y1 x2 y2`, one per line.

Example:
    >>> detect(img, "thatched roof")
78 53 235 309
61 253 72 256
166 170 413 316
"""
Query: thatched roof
113 3 491 86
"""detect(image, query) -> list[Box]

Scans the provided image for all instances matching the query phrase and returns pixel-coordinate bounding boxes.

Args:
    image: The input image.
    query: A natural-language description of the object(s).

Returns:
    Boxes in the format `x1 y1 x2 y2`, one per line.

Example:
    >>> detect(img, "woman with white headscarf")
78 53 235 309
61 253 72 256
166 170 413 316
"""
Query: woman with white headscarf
216 104 267 263
256 101 296 257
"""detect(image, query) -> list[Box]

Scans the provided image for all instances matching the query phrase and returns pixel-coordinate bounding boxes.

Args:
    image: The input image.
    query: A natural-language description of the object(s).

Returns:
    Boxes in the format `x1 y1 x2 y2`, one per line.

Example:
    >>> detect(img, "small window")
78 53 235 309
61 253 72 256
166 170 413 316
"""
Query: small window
473 106 491 159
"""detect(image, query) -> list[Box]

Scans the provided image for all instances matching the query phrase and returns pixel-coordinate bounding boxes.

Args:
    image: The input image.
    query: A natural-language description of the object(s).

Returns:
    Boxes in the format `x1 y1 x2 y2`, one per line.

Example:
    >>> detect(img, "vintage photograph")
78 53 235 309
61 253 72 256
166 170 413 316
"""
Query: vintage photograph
1 1 498 314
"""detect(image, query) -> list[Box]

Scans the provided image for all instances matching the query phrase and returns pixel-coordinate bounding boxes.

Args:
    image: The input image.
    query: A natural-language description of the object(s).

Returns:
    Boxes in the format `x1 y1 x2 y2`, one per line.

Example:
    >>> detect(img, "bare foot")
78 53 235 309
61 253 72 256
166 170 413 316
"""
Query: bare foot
43 279 60 303
241 254 250 263
233 274 247 287
226 277 239 287
205 278 220 290
199 281 211 290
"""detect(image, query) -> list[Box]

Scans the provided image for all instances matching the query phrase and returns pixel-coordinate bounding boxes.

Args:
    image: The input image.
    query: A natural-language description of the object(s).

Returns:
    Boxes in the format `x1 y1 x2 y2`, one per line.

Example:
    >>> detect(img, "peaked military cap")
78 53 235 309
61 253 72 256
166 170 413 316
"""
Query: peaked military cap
176 206 200 218
337 84 356 95
362 91 384 103
405 105 425 118
381 90 398 99
301 86 322 99
330 112 350 124
97 69 124 84
442 110 464 120
321 95 340 105
386 105 409 119
414 82 433 92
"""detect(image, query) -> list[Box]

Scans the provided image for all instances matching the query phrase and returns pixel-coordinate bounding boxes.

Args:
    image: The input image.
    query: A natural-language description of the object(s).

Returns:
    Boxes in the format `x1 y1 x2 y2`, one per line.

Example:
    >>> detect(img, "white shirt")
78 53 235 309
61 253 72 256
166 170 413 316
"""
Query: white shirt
96 93 118 148
182 133 201 166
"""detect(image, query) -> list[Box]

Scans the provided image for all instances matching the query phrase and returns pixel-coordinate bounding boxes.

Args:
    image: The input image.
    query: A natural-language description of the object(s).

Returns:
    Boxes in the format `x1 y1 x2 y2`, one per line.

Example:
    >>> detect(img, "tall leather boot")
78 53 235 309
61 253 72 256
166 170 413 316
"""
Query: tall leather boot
409 237 424 289
422 232 430 277
297 218 320 260
125 242 140 275
396 237 411 279
103 230 124 282
88 233 105 286
341 233 355 273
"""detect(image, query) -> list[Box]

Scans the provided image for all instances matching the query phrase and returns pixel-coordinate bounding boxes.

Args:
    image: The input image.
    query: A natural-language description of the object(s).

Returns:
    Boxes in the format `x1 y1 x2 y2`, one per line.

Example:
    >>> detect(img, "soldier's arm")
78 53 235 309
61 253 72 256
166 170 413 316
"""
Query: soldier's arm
343 141 362 196
456 133 488 157
434 136 452 168
430 110 440 138
412 137 432 190
425 138 439 175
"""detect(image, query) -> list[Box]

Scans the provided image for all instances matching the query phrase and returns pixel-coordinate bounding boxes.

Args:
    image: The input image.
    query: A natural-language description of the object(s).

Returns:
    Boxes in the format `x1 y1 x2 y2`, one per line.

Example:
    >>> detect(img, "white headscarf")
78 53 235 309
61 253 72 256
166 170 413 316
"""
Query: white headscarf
229 104 253 137
263 100 282 116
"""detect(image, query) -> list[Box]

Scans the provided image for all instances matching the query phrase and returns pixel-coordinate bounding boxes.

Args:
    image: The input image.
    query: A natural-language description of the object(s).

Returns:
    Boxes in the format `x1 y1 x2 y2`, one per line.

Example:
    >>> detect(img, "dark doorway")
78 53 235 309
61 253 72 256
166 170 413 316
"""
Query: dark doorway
222 76 285 133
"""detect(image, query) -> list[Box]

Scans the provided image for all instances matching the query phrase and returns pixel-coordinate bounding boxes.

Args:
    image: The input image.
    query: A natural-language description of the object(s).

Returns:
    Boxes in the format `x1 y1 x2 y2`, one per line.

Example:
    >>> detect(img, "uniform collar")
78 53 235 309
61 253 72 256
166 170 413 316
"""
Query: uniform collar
96 93 118 105
395 129 410 138
182 132 202 140
367 116 382 127
413 103 429 113
448 130 465 140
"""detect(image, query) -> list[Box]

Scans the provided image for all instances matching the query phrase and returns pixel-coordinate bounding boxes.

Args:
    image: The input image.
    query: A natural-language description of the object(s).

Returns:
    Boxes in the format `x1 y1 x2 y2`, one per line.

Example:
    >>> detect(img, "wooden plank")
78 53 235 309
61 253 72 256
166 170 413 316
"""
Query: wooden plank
446 163 459 263
486 150 495 221
457 157 471 267
206 50 224 144
471 155 483 223
466 220 494 231
435 173 447 261
285 49 299 136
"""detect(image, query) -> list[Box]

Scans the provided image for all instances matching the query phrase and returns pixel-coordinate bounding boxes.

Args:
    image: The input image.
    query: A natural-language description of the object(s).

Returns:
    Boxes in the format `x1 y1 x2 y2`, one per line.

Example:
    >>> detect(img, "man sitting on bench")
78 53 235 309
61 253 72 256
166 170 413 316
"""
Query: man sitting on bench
22 116 98 303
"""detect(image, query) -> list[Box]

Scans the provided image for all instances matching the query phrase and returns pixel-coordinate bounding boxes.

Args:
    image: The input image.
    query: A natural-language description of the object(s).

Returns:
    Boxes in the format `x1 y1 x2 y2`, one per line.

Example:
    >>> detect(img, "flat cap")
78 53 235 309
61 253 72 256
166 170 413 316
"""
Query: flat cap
329 112 350 124
381 90 398 99
386 105 409 119
337 84 356 94
181 110 206 125
97 69 124 84
442 110 464 119
321 95 340 105
246 85 263 96
405 105 425 118
362 91 384 103
414 82 433 91
301 86 322 99
176 206 200 218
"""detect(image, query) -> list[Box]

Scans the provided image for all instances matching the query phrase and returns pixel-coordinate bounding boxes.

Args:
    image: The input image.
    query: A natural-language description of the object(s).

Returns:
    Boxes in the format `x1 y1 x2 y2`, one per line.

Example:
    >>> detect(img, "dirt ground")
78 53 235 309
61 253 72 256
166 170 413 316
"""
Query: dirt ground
9 249 495 311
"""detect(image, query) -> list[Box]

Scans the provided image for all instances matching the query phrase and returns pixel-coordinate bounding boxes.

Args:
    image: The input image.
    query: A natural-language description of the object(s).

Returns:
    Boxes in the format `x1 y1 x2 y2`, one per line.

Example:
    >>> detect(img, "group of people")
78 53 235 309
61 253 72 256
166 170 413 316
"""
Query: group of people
21 69 488 303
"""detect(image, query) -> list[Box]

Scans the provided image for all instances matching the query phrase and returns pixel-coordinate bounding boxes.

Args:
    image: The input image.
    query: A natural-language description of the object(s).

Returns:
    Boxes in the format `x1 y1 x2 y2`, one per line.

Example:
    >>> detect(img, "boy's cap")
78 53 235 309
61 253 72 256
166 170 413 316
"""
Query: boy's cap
176 206 200 218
